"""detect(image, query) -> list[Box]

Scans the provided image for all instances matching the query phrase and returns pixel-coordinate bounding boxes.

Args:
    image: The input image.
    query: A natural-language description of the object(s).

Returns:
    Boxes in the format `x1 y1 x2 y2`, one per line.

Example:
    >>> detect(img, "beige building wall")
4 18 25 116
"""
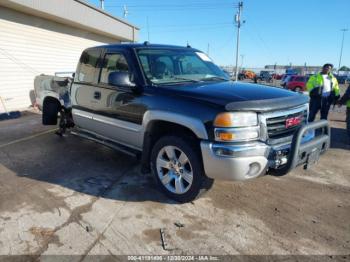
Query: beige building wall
0 7 121 112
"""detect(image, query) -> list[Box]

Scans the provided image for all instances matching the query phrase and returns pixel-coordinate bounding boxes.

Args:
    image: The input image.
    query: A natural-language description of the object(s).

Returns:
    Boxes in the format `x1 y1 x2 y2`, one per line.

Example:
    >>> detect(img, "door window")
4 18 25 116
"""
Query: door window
100 53 130 84
77 49 100 83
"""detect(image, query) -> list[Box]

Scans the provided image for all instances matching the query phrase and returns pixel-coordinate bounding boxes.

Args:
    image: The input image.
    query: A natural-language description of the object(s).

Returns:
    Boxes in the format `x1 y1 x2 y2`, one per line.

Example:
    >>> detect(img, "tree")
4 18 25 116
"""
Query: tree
339 66 350 71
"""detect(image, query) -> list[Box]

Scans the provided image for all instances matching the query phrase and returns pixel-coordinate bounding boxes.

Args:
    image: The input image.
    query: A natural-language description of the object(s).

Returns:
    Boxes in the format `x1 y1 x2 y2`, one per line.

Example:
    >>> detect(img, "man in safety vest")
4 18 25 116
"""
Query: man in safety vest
338 83 350 143
306 63 340 122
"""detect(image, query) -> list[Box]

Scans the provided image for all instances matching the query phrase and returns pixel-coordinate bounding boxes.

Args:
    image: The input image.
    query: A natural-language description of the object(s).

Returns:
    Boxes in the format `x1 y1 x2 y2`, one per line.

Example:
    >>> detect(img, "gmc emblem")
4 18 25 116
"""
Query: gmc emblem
285 116 302 128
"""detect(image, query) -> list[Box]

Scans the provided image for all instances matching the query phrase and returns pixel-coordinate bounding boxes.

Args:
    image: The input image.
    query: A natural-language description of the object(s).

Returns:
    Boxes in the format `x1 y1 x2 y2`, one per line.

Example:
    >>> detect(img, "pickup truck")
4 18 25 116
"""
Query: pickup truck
35 43 330 202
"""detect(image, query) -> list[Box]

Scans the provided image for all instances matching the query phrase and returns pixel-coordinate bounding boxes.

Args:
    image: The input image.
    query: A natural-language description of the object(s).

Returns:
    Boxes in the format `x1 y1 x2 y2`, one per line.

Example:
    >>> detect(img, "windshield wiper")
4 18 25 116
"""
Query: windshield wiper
200 76 229 82
170 77 201 83
159 77 201 85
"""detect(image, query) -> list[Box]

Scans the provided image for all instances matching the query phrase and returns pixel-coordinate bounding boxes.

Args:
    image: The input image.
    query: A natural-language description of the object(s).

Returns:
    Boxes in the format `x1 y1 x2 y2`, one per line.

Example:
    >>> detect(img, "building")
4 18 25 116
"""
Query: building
264 65 323 75
0 0 139 113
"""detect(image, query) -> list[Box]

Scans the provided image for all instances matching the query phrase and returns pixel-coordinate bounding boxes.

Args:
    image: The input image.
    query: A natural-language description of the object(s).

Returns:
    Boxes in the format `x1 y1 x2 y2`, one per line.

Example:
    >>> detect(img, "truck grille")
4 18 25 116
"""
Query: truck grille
266 110 307 139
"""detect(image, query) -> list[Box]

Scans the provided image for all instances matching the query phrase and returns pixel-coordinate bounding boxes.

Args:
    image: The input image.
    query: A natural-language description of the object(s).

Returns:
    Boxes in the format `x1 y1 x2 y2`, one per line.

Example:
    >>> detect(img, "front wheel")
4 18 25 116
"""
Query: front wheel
151 136 213 203
294 86 302 92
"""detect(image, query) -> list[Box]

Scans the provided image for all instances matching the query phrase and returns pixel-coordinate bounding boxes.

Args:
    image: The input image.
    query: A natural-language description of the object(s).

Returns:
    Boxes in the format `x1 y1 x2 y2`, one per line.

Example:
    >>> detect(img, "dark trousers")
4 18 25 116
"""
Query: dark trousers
308 96 331 122
347 108 350 141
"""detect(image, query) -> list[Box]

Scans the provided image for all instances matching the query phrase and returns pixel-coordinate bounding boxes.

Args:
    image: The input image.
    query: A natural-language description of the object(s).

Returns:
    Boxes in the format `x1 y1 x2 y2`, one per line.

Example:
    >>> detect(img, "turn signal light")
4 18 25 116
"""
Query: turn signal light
214 113 234 127
218 132 235 141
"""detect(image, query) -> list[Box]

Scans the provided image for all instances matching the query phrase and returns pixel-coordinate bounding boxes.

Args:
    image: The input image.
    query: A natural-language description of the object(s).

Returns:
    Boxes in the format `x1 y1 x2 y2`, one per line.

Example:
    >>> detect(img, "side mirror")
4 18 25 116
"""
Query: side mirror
108 71 136 88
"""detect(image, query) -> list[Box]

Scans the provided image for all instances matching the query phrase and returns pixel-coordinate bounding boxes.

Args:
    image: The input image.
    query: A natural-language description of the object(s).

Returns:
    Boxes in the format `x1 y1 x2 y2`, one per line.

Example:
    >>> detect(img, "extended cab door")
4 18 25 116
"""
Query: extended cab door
71 48 102 130
90 50 146 150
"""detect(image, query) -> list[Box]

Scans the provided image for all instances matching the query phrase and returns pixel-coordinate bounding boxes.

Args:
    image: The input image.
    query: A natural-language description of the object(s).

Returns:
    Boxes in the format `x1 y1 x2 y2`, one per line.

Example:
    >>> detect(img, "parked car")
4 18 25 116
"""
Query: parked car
258 71 273 82
286 75 309 92
335 75 350 84
272 73 282 80
281 74 293 88
35 43 330 202
238 70 256 80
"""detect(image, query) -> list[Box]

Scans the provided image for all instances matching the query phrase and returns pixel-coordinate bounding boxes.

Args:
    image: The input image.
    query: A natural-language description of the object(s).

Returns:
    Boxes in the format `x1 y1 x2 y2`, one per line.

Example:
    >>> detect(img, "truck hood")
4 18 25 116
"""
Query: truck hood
160 81 309 112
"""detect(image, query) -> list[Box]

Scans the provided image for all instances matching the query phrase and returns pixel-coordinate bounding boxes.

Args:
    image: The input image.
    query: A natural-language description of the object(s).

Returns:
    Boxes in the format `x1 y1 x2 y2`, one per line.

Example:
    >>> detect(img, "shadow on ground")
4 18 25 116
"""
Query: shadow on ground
1 131 176 206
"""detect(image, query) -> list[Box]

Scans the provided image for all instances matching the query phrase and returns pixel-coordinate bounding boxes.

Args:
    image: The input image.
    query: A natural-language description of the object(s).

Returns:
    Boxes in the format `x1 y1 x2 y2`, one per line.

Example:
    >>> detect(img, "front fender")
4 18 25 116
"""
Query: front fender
142 110 208 140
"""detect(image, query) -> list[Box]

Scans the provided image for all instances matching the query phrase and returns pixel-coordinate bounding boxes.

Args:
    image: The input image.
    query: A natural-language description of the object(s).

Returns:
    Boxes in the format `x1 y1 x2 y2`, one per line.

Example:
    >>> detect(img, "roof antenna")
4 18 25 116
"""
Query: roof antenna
186 41 191 48
123 5 129 18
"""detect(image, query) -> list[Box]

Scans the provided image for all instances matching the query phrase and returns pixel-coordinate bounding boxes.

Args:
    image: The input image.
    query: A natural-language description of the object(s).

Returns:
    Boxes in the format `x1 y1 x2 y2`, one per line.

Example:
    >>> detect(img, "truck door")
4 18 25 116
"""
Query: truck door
71 48 102 130
91 50 146 150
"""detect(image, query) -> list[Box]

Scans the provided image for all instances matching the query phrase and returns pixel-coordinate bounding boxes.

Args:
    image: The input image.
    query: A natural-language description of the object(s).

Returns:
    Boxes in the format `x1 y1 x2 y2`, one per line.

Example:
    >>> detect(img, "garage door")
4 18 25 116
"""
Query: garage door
0 7 118 113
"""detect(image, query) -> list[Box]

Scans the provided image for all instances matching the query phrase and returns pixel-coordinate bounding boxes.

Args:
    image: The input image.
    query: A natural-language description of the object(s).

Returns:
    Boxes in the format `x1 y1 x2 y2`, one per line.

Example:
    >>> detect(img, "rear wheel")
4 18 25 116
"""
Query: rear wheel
151 135 213 202
294 86 302 92
42 99 60 125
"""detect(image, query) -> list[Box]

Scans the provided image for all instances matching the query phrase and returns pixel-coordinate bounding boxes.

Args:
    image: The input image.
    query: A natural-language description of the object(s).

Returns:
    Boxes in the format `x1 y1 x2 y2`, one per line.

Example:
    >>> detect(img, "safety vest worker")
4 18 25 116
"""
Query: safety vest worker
306 63 340 122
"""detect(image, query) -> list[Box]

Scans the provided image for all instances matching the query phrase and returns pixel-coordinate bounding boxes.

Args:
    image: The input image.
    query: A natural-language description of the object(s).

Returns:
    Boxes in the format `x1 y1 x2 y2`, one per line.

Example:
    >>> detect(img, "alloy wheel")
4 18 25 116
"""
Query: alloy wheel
156 145 193 194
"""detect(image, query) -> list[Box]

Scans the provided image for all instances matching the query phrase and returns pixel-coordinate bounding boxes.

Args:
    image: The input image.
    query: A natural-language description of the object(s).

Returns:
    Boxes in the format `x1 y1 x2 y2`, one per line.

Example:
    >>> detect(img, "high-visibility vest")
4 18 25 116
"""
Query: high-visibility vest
306 73 340 96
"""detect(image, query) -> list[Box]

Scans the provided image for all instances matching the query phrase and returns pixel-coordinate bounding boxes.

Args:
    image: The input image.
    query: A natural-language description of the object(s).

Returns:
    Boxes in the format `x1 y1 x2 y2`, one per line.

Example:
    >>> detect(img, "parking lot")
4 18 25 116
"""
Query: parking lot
0 108 349 260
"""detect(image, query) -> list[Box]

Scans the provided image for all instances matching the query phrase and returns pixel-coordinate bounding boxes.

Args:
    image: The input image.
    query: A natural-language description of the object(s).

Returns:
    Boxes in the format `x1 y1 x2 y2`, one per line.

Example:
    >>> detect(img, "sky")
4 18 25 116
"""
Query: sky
87 0 350 68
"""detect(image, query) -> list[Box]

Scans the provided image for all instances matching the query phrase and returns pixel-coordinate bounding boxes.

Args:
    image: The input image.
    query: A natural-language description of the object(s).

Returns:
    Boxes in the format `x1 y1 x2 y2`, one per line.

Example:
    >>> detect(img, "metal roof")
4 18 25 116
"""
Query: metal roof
0 0 139 42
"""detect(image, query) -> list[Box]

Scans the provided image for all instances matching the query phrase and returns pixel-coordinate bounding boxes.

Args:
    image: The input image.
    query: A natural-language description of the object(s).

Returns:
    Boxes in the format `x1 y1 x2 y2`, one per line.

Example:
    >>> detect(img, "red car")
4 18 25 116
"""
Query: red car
286 75 309 92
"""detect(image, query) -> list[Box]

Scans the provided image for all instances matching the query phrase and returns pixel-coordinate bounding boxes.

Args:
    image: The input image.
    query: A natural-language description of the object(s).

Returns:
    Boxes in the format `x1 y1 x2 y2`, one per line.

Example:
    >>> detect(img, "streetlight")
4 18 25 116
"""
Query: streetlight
338 28 348 73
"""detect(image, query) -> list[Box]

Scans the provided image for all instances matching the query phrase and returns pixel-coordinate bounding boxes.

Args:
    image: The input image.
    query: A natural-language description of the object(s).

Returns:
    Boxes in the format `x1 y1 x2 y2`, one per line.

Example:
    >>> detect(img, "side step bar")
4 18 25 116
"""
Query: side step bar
71 129 141 159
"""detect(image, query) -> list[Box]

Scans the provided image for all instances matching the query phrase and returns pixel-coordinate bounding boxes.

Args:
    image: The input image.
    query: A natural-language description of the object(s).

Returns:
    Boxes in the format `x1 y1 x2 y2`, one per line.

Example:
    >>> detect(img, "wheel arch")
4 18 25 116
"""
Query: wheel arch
140 111 208 173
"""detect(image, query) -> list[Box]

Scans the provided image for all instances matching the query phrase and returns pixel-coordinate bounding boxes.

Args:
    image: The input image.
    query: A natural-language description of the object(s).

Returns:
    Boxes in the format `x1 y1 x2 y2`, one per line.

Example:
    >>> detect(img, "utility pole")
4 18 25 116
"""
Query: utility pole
338 28 348 73
234 2 243 81
100 0 104 10
207 43 210 56
146 16 150 42
240 54 244 68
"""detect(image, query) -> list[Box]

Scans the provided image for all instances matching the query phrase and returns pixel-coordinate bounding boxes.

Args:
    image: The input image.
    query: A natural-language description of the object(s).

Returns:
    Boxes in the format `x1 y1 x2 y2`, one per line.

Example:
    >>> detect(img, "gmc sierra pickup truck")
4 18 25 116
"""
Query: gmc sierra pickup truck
35 43 330 202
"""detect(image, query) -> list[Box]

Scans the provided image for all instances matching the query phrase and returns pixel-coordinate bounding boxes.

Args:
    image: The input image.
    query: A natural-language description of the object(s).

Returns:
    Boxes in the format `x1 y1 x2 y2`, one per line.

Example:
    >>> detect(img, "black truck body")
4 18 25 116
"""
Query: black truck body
36 43 330 202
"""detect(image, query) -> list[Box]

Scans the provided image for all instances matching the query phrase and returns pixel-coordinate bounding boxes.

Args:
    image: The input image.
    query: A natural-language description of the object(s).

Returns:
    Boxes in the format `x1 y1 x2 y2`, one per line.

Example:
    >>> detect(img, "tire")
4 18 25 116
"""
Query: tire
42 99 60 125
151 135 214 203
294 87 302 92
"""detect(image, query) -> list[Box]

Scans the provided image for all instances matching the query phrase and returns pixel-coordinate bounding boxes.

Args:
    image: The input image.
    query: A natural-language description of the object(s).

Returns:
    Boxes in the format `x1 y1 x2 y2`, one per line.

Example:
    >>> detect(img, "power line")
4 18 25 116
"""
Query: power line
338 28 348 72
148 24 232 34
143 22 233 29
105 3 237 8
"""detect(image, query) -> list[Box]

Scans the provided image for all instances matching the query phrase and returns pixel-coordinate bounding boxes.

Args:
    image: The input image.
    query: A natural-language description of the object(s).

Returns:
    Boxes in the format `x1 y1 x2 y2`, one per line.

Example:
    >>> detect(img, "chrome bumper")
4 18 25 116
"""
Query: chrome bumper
200 141 270 181
200 120 330 181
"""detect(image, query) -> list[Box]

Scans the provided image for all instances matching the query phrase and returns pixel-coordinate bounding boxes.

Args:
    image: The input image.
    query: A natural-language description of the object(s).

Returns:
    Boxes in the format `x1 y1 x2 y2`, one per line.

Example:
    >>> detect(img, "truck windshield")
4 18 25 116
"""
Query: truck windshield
137 49 229 85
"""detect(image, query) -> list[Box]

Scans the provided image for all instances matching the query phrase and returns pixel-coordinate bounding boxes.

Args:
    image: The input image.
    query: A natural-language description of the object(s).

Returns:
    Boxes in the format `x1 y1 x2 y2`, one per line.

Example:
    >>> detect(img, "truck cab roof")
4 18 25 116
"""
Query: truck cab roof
93 42 200 52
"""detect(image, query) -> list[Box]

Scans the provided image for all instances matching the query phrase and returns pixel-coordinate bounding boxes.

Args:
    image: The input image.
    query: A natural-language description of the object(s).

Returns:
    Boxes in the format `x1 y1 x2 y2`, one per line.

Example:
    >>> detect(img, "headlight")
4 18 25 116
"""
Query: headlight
214 112 258 127
214 112 259 142
215 127 260 142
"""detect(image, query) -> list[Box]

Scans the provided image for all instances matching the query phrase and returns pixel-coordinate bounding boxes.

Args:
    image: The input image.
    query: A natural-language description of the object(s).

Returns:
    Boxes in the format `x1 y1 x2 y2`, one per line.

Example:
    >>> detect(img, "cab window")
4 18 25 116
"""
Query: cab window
77 49 100 83
100 53 130 84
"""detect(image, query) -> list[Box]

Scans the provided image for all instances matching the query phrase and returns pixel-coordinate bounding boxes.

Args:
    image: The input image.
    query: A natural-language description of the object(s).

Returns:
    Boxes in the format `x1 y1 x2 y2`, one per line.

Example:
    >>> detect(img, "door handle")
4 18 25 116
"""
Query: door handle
94 91 101 100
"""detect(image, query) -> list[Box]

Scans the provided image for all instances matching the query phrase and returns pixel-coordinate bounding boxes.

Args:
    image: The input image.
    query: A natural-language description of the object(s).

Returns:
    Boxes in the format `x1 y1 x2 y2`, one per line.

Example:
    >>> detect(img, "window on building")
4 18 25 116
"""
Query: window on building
100 53 130 84
77 49 100 83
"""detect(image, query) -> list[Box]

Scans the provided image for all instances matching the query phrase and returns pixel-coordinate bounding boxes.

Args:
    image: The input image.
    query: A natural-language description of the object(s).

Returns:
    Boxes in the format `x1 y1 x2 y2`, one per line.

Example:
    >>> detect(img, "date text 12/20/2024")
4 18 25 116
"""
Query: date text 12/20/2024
127 255 219 261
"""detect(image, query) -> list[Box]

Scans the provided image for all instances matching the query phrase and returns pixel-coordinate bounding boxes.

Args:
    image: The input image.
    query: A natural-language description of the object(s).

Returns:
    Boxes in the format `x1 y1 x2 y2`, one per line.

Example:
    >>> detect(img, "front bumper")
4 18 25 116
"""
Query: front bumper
200 120 330 181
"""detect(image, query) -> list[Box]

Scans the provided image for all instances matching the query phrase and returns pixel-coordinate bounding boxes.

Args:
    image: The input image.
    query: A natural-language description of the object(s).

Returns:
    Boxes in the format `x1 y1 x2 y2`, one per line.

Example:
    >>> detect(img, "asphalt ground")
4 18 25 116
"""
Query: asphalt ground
0 102 349 261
